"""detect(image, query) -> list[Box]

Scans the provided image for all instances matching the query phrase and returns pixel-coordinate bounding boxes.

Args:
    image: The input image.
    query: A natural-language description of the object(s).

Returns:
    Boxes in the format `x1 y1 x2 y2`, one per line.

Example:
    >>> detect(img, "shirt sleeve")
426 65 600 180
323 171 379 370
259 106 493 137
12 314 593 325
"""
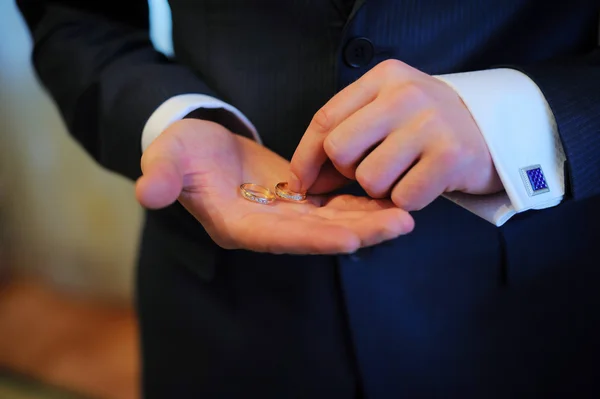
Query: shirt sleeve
434 68 567 226
141 93 261 152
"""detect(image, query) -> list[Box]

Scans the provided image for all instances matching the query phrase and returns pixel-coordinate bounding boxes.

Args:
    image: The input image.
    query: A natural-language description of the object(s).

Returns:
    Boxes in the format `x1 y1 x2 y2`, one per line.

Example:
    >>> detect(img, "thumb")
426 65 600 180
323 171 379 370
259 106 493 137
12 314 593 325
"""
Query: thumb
135 143 184 209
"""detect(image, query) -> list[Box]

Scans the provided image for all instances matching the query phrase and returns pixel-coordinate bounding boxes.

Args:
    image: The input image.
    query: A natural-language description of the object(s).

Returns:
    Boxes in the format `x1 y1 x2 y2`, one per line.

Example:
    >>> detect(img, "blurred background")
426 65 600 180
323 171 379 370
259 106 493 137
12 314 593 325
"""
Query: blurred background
0 1 173 398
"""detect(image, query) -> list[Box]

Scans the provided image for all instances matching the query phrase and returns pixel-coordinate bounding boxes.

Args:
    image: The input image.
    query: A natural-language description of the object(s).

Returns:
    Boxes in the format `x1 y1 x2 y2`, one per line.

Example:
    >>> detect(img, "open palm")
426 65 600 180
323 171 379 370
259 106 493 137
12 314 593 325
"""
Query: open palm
136 119 414 254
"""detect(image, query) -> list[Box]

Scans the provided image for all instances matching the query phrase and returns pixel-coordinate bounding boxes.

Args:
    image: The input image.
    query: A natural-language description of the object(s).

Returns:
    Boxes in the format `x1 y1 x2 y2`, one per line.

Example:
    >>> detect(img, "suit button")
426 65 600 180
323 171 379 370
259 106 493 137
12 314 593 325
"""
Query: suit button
343 37 374 68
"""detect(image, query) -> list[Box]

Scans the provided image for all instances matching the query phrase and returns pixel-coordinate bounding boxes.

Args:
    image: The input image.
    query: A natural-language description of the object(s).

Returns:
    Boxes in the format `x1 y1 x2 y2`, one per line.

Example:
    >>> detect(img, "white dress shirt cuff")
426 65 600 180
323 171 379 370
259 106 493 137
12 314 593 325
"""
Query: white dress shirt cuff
434 68 566 226
141 94 261 152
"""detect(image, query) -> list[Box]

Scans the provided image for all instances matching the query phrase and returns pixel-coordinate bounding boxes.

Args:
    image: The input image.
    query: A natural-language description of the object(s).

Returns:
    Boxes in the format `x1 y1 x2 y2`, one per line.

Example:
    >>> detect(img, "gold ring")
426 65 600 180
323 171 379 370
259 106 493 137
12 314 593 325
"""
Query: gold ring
239 183 275 205
274 182 306 202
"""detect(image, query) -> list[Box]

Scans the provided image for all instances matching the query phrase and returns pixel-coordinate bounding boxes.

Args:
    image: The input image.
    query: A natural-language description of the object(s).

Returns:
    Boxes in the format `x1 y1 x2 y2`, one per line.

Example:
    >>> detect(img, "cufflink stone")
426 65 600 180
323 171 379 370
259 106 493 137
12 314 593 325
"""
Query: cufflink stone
520 165 549 196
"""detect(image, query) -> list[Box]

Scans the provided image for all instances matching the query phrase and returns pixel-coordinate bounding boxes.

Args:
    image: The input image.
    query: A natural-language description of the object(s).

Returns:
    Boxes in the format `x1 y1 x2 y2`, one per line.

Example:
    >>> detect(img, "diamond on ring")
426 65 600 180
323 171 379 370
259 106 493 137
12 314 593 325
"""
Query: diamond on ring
239 183 276 205
274 182 306 202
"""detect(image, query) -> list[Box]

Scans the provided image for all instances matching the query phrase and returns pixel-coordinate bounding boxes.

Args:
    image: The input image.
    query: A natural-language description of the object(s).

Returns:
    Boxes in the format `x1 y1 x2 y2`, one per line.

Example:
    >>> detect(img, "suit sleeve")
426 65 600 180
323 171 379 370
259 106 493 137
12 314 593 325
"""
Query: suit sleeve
16 0 218 181
514 48 600 202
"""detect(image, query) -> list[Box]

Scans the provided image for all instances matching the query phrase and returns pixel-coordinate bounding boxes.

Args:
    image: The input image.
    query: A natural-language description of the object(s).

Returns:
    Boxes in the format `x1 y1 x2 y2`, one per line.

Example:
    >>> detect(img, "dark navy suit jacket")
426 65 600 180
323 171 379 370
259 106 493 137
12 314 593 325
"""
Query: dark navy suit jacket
17 1 600 398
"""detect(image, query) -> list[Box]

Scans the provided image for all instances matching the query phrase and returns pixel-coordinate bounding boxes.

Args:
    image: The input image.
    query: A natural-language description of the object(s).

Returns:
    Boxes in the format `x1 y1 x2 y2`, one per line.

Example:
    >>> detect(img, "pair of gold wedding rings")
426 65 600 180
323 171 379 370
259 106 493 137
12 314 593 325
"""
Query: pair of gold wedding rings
239 182 306 205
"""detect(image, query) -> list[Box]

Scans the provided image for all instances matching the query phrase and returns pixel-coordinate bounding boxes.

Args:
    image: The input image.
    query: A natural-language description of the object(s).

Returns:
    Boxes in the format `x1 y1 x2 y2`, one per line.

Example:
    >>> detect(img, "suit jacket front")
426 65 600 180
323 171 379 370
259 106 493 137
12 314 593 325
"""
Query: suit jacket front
17 1 600 397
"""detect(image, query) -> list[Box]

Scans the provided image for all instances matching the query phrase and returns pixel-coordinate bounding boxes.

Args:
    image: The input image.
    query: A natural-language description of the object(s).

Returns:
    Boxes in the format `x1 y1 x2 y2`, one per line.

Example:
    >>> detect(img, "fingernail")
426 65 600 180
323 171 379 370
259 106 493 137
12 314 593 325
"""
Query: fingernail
288 173 302 192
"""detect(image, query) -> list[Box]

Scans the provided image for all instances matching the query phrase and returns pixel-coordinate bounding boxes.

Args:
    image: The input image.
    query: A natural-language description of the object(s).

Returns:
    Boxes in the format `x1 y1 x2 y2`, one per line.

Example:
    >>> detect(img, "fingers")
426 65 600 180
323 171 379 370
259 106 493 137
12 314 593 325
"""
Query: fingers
322 100 394 179
234 197 414 255
135 139 185 209
305 161 352 194
242 210 413 255
240 216 362 255
290 76 426 192
311 205 414 247
321 87 426 181
321 194 397 212
329 207 415 247
288 77 380 193
313 197 415 247
390 153 454 211
354 125 423 198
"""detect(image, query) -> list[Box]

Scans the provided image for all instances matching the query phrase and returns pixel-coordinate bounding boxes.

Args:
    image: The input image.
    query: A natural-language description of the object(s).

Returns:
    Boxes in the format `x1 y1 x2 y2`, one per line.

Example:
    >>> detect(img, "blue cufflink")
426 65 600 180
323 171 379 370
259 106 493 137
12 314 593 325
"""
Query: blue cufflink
520 164 549 196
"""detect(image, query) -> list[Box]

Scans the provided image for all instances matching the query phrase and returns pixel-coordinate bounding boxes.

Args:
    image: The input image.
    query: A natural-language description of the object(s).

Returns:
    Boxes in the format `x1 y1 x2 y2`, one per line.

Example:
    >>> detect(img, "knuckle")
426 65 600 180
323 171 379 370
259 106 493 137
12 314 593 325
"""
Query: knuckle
311 108 333 134
436 143 463 168
391 190 410 209
399 81 428 103
385 90 411 112
288 162 302 180
323 135 344 163
376 59 404 77
353 77 370 94
354 164 370 185
356 165 386 198
406 108 440 135
355 165 373 190
419 108 441 127
392 181 425 211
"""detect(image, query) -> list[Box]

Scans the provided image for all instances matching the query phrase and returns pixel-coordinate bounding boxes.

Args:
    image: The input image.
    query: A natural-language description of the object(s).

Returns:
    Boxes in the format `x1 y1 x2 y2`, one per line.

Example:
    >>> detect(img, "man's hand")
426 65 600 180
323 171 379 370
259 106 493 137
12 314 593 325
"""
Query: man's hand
135 118 414 254
288 59 503 211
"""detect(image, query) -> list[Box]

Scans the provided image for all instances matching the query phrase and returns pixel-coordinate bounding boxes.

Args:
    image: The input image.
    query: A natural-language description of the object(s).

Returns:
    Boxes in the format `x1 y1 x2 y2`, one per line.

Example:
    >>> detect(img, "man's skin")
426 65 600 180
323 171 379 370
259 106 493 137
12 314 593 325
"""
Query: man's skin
289 60 503 210
135 118 414 254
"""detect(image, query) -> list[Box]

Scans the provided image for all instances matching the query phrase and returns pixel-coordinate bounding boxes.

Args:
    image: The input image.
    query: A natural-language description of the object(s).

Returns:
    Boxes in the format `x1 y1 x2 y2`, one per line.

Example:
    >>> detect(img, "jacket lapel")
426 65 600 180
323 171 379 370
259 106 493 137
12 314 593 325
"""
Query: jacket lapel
331 0 364 19
348 0 366 20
